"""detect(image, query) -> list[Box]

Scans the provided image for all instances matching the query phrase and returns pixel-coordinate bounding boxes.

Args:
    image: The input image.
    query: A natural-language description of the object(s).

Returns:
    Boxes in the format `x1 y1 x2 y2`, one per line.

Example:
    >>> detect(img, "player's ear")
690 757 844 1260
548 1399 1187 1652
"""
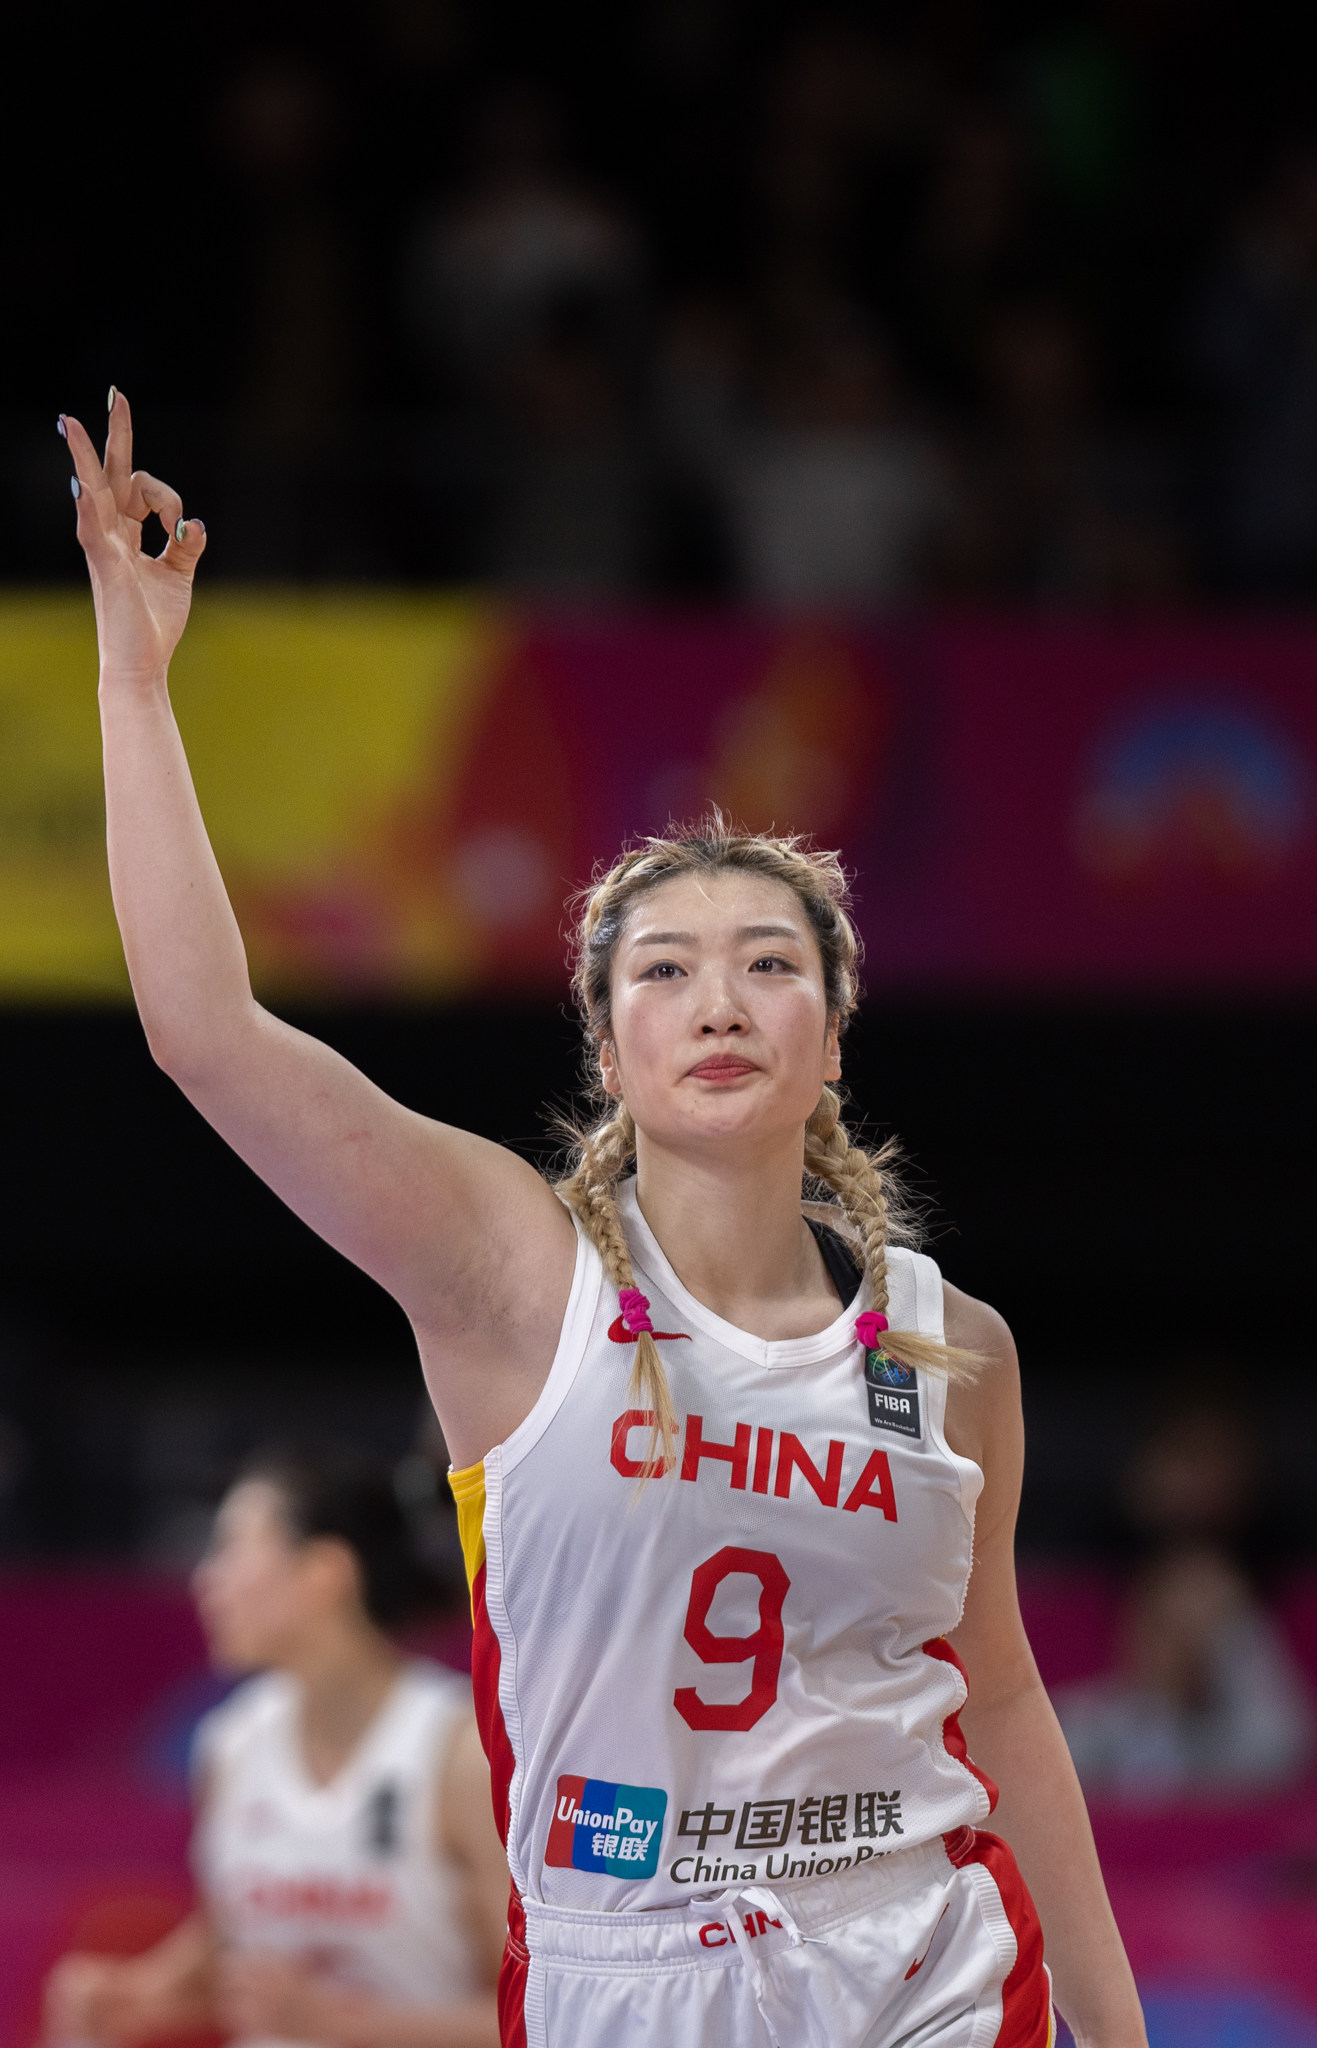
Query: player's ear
598 1035 621 1098
823 1015 842 1084
305 1535 364 1616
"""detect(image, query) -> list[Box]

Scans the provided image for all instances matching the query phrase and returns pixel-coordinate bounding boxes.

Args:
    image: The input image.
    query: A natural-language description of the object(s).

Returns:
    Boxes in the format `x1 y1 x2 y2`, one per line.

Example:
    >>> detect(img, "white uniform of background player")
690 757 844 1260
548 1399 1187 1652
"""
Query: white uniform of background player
44 1456 505 2048
196 1661 481 2037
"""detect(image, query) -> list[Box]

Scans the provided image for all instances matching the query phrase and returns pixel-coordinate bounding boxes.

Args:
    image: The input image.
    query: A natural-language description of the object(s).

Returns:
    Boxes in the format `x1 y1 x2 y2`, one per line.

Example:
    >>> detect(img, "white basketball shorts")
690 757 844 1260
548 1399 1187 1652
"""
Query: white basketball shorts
498 1827 1055 2048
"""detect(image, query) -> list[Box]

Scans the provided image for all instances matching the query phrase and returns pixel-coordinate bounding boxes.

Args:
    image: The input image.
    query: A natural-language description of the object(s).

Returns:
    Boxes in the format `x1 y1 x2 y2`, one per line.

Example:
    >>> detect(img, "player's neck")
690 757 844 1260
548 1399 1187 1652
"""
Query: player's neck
285 1621 403 1788
633 1135 839 1341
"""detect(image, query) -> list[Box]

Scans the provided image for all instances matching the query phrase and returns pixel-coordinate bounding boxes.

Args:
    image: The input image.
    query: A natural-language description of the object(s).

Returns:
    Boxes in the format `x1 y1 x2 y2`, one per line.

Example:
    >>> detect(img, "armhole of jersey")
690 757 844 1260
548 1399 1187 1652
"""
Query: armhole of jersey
908 1248 984 1528
499 1208 602 1475
447 1211 601 1521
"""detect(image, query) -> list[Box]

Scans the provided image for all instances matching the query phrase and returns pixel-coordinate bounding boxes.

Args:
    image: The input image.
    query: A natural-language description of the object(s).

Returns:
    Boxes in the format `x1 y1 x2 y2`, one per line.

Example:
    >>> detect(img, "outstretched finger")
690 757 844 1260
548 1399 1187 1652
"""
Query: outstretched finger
103 385 134 502
59 412 118 553
60 412 109 497
127 469 184 538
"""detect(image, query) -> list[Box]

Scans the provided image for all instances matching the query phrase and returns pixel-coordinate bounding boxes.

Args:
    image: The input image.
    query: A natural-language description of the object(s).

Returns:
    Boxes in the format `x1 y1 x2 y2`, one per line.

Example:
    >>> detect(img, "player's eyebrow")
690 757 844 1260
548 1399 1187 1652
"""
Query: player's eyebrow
629 922 802 947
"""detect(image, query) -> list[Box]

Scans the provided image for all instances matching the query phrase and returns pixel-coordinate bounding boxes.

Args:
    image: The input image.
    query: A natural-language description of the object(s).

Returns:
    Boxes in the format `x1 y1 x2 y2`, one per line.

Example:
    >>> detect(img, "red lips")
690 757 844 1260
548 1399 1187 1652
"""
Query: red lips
687 1055 759 1080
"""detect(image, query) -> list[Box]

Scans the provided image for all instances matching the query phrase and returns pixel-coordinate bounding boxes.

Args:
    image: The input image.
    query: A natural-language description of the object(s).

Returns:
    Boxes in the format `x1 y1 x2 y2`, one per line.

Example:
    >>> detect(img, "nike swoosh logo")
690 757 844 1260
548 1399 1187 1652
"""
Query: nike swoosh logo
904 1903 949 1980
607 1317 691 1345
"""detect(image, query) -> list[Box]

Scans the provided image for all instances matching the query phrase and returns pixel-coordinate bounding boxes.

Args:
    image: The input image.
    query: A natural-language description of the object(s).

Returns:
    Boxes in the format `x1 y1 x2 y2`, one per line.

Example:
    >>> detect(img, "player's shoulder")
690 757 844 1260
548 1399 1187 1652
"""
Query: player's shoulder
400 1656 473 1712
391 1657 475 1750
941 1280 1022 1477
885 1240 948 1332
189 1670 296 1805
941 1279 1016 1370
383 1662 475 1804
195 1668 294 1762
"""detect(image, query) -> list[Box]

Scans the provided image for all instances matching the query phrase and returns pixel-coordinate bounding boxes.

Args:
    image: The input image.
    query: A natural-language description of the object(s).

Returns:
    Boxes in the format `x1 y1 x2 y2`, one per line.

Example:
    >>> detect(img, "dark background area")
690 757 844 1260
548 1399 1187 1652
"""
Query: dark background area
13 0 1317 599
3 0 1317 1560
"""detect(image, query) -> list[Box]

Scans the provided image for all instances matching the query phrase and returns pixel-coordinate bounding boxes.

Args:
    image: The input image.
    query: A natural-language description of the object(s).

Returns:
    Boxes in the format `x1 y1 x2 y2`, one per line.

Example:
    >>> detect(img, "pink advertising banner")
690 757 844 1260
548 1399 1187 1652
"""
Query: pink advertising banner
901 619 1317 989
6 598 1317 997
514 614 1317 995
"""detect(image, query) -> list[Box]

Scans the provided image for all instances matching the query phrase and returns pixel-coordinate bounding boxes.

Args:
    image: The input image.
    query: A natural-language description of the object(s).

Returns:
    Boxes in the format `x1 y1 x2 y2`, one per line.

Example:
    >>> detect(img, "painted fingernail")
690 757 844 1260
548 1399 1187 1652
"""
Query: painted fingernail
57 415 67 439
174 518 187 543
70 477 81 500
107 386 117 413
192 518 205 534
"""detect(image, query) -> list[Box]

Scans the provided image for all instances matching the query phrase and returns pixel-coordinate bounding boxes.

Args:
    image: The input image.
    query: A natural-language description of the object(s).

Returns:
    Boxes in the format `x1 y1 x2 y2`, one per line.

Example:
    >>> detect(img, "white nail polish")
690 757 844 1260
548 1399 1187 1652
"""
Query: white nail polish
175 518 187 543
108 386 117 413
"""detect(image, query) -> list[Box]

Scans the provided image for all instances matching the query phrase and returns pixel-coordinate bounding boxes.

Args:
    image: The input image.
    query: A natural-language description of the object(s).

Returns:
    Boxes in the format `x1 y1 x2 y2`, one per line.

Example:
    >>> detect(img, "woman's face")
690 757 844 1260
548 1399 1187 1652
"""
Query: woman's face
599 869 841 1158
192 1479 334 1671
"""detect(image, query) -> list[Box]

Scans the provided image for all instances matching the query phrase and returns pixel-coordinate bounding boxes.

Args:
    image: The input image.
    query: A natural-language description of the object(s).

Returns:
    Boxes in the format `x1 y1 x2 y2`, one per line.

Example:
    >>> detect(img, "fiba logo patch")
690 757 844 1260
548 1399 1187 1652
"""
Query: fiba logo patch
865 1352 921 1440
546 1775 667 1879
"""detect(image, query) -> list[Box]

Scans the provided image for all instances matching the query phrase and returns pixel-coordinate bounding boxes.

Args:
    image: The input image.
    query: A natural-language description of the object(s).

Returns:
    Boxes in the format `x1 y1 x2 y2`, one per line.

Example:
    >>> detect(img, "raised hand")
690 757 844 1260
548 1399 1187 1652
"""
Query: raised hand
61 389 207 680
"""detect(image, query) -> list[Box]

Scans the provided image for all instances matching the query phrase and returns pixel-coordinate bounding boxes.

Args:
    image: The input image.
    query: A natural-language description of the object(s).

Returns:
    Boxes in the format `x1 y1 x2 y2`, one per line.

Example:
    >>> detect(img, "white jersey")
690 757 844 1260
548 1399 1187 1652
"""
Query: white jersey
193 1661 482 2022
451 1181 993 1917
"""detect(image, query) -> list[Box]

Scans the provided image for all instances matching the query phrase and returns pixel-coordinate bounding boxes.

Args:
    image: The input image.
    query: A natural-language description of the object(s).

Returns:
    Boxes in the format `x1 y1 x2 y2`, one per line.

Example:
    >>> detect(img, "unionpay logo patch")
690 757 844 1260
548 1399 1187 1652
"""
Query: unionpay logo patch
545 1775 667 1879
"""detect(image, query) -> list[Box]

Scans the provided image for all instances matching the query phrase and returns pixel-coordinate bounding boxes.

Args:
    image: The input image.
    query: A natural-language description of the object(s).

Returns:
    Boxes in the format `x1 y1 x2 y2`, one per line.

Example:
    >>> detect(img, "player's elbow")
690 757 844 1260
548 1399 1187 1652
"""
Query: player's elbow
140 996 256 1094
141 1011 214 1087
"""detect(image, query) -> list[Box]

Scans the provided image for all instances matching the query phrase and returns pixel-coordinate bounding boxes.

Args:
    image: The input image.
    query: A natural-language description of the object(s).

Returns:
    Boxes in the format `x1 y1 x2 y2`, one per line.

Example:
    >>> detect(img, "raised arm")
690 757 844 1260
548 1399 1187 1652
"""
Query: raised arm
62 396 574 1460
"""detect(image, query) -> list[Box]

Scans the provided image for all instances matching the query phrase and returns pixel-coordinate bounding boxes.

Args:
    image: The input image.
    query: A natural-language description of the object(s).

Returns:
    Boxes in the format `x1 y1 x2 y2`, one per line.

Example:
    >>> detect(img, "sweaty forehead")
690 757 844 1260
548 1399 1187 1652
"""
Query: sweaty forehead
622 868 811 938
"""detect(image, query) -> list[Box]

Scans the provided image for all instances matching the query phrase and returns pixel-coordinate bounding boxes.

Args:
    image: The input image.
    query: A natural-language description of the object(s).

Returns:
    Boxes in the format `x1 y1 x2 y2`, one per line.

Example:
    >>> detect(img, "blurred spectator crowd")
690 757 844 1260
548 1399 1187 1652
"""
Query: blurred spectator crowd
17 0 1317 602
1057 1395 1314 1798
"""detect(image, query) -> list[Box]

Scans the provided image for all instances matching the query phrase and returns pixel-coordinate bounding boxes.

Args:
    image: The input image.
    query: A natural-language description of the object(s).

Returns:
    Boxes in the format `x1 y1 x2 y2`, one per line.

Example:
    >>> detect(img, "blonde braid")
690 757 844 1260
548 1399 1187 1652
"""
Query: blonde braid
558 1104 680 1474
804 1087 977 1382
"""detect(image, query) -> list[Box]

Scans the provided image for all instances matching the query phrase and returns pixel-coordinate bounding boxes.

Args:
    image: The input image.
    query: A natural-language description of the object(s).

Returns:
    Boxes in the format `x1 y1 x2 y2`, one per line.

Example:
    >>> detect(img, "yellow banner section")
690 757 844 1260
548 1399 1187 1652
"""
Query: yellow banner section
0 593 505 1000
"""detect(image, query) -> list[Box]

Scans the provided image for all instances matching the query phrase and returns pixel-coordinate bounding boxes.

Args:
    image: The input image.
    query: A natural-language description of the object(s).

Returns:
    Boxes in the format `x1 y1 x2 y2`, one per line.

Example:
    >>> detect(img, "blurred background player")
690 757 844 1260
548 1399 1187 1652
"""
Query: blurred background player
43 1449 505 2048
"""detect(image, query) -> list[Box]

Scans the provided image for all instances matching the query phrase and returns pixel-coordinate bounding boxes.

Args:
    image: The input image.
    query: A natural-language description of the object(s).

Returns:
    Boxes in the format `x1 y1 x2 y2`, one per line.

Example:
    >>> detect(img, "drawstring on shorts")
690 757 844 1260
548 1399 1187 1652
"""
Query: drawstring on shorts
688 1884 828 2043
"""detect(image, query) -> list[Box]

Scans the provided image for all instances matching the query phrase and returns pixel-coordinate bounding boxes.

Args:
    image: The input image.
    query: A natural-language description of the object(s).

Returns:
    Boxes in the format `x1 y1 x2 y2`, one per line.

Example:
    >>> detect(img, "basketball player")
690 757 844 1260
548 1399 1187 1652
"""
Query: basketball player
59 392 1147 2046
44 1452 506 2048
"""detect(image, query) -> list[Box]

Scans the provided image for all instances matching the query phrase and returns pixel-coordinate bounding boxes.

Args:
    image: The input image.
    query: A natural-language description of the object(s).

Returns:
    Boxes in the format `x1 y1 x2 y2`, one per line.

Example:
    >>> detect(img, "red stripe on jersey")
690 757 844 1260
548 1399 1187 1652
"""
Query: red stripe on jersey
470 1559 516 1845
944 1829 1051 2048
498 1882 529 2048
923 1636 999 1813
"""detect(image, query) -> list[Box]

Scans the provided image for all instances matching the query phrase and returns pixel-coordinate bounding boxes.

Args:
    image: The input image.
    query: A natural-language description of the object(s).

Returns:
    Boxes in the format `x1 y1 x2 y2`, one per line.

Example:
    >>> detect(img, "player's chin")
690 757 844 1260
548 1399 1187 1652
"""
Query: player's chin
680 1092 795 1142
204 1630 267 1672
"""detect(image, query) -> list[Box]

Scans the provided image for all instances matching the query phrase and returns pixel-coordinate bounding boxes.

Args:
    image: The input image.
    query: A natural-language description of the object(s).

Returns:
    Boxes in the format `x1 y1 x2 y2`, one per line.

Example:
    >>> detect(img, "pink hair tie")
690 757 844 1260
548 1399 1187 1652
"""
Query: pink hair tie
619 1287 655 1336
855 1310 889 1349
